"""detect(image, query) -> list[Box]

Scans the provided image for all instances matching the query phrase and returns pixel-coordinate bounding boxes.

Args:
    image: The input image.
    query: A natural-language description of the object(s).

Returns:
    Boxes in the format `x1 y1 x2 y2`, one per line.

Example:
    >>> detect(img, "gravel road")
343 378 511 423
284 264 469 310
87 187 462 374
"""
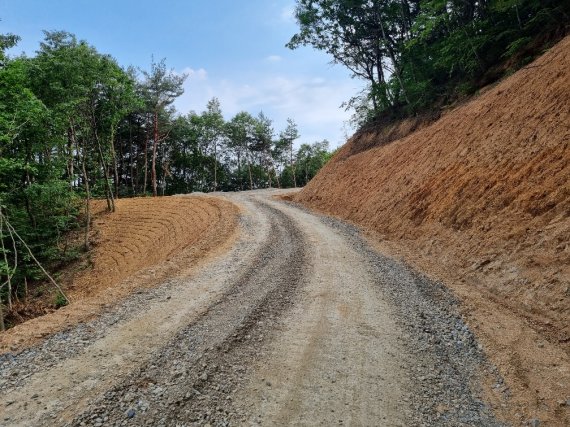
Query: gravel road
0 189 503 426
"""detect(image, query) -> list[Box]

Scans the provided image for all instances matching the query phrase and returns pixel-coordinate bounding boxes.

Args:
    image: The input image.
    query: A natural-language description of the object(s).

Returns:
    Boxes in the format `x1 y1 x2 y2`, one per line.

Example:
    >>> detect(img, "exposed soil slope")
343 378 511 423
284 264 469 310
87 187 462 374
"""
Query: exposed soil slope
295 36 570 425
1 195 238 353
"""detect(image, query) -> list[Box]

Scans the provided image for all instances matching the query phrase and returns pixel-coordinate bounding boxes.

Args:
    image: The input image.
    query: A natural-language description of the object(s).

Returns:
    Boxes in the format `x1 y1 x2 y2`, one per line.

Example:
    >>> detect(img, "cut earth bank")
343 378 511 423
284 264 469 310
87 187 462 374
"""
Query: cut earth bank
293 35 570 426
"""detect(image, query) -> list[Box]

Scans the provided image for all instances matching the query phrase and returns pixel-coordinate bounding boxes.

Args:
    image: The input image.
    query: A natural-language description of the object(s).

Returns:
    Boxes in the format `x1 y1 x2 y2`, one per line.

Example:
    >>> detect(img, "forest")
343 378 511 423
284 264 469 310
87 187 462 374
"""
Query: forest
288 0 569 125
0 30 332 327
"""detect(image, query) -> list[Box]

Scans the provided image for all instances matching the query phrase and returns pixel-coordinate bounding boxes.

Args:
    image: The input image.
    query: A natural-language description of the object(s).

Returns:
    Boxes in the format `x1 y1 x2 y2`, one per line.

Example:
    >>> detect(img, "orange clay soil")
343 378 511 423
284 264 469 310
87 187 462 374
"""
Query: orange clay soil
295 36 570 426
0 195 239 354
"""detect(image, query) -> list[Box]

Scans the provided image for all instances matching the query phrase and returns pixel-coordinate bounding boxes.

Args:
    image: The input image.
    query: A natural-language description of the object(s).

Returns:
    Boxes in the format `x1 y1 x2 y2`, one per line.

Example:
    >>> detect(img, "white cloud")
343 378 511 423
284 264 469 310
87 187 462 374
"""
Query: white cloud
175 71 362 148
182 67 208 81
280 5 295 23
266 55 283 63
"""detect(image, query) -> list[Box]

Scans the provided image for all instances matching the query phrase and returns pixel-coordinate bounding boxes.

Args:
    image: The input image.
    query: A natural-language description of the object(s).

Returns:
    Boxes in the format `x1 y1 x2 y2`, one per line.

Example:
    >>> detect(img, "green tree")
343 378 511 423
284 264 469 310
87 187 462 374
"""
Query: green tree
140 58 186 197
279 118 299 188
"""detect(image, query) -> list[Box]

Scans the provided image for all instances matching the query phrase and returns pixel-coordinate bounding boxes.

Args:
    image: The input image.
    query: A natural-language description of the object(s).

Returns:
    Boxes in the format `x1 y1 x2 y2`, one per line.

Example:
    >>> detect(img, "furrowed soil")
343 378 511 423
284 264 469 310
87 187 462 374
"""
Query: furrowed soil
294 36 570 425
0 195 239 354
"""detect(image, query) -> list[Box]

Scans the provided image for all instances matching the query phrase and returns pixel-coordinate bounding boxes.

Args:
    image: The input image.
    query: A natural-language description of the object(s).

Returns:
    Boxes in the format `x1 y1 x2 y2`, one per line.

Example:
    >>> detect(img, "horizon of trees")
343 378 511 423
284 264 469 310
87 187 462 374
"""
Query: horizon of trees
0 30 334 328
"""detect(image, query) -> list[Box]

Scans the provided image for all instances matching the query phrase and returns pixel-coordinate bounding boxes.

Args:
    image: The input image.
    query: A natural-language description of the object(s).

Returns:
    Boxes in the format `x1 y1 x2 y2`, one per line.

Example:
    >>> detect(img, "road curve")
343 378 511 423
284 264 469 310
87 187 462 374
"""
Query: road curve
0 190 502 426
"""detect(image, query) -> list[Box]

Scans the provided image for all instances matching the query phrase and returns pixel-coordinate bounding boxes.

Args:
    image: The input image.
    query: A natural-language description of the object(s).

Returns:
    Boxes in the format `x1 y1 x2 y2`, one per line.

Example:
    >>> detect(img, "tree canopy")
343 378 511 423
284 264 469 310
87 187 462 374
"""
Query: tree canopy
288 0 569 124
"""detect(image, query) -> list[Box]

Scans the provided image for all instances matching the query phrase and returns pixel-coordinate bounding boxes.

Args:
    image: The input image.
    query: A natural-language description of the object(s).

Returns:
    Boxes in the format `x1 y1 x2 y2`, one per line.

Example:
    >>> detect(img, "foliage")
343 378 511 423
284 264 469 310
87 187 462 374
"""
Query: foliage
288 0 569 123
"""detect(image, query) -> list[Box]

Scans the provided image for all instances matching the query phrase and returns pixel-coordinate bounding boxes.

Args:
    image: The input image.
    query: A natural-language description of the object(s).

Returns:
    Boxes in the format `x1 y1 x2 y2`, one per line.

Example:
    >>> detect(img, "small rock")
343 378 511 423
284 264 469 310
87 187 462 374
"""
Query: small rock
528 419 540 427
200 373 208 381
126 409 136 419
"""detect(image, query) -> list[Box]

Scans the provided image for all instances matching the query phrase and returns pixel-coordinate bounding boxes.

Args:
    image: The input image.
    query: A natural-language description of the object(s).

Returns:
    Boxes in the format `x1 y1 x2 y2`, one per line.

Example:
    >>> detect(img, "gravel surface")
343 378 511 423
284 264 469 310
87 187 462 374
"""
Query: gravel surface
0 189 504 426
320 215 504 426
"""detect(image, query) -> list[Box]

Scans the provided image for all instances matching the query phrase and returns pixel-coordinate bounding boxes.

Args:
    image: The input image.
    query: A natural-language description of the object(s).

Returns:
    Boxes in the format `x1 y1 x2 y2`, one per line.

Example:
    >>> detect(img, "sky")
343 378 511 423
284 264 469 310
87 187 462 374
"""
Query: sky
1 0 364 148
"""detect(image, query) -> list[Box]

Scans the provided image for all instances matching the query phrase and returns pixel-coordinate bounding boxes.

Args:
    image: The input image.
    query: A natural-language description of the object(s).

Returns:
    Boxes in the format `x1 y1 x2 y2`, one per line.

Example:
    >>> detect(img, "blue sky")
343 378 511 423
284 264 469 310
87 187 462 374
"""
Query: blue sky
1 0 363 148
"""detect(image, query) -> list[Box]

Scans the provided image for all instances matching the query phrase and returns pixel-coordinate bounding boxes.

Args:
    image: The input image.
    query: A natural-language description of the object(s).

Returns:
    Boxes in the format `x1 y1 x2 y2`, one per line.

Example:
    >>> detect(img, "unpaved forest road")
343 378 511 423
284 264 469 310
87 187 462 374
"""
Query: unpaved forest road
0 190 503 426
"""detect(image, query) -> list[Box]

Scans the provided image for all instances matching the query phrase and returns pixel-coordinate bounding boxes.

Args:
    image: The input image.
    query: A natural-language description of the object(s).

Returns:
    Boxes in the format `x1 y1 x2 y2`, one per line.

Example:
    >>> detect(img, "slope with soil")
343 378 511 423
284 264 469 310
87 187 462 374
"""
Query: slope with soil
295 36 570 425
0 195 239 353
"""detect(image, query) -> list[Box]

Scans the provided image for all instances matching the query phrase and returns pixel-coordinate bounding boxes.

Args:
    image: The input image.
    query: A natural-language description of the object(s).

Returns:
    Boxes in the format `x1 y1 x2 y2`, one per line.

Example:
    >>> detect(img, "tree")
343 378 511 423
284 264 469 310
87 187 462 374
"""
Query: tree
279 118 299 188
140 58 186 196
288 0 570 122
227 111 256 190
200 98 225 191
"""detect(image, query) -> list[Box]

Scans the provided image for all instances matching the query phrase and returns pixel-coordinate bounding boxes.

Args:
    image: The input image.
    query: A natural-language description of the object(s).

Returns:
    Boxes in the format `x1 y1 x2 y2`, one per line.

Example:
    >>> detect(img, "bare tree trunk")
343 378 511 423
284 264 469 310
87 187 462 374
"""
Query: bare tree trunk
237 150 242 191
152 110 159 197
0 212 12 310
110 128 119 200
213 141 218 192
71 125 91 250
67 127 75 189
290 139 297 188
248 154 253 190
143 118 149 195
377 12 410 105
0 300 4 331
80 142 91 251
95 132 115 212
129 124 136 196
91 110 115 212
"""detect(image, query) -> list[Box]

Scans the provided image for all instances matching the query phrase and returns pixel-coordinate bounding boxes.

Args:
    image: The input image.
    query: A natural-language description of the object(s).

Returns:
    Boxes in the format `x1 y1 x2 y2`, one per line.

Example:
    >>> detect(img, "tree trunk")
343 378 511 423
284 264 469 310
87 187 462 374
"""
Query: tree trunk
152 110 159 197
378 14 410 105
110 128 120 199
248 156 253 190
0 298 4 331
66 126 75 189
143 123 149 196
71 125 91 250
0 211 12 310
237 150 242 191
95 131 115 212
290 139 297 188
129 124 136 196
213 141 218 192
80 140 91 251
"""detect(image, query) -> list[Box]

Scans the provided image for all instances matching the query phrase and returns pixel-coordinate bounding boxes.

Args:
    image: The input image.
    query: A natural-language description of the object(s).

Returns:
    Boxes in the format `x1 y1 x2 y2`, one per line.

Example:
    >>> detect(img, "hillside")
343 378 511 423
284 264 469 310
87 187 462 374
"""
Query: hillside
294 36 570 425
1 195 238 353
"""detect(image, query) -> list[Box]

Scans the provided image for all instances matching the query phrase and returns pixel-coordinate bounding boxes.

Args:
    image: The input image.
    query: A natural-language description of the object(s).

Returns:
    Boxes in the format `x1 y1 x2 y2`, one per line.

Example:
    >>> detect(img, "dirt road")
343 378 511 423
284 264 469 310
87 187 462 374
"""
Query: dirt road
0 190 502 426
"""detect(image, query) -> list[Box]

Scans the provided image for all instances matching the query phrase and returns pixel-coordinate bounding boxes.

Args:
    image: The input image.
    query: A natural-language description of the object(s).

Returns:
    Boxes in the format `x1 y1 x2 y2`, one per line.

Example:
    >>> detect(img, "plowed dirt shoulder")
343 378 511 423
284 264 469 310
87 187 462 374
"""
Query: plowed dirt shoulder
0 195 239 354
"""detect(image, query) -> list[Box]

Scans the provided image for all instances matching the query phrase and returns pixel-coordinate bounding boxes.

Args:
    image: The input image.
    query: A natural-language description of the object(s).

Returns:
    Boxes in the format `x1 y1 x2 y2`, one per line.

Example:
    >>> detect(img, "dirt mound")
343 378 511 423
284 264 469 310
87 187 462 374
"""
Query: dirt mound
295 36 570 425
1 195 239 353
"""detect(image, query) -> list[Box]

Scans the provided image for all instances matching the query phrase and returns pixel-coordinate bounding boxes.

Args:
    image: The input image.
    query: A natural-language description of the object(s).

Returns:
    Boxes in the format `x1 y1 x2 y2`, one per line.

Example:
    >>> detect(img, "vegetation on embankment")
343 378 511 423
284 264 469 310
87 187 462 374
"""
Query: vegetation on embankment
294 36 570 425
288 0 569 126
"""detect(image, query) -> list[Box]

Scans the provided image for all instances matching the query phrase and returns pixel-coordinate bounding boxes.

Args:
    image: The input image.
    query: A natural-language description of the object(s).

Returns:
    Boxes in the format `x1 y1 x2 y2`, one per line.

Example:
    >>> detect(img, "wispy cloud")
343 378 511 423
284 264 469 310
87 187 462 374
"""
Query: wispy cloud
266 55 283 63
182 67 208 81
280 5 295 23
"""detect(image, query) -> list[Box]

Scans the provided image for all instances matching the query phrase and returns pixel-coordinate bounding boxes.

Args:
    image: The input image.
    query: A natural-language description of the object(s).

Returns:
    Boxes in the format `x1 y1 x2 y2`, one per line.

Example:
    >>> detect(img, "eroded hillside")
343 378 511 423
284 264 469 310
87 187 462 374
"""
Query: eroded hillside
295 36 570 425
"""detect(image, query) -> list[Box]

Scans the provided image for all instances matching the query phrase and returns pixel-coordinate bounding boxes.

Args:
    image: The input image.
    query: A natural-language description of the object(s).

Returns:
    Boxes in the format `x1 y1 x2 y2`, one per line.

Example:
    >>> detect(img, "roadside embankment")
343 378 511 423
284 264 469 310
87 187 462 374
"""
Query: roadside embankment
0 195 239 353
295 36 570 425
